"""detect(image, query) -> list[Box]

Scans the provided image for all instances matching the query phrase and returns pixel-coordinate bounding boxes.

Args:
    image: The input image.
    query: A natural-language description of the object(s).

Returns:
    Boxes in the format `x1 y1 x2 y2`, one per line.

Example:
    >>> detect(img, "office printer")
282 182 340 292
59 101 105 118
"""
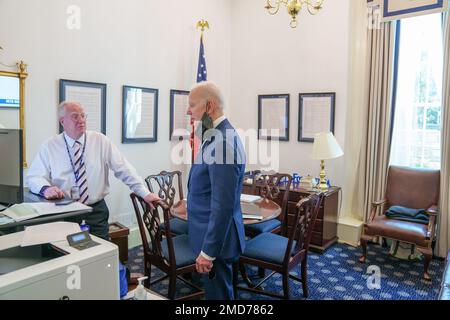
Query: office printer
0 231 119 300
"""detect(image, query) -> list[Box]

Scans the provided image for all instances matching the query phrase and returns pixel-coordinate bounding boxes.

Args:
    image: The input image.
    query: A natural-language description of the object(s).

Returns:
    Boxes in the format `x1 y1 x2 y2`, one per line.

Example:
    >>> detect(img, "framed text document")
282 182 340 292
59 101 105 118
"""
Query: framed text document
170 90 191 141
59 79 107 134
258 94 290 141
298 93 335 143
122 86 158 143
382 0 448 21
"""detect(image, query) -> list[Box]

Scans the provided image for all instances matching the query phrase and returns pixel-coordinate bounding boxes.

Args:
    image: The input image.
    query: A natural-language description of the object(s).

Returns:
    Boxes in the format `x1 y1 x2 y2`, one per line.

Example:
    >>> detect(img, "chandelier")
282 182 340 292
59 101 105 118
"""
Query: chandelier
264 0 323 28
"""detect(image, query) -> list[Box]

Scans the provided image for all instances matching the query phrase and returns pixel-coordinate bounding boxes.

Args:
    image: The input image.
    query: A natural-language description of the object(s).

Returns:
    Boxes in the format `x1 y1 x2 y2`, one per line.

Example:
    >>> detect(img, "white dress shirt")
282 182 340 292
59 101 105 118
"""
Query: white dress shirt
27 131 150 204
200 114 227 262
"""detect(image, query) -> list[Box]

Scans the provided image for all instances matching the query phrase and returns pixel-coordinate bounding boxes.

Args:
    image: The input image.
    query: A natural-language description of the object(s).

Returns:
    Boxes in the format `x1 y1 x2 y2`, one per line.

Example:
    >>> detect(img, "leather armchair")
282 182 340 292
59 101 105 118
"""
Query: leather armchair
359 166 440 280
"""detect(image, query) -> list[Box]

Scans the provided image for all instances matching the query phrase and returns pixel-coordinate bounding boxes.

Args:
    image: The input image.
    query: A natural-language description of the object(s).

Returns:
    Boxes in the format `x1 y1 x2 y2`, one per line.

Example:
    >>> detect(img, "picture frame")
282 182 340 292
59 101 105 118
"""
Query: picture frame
169 89 191 141
59 79 107 134
122 85 158 144
298 92 335 143
381 0 447 22
258 94 290 141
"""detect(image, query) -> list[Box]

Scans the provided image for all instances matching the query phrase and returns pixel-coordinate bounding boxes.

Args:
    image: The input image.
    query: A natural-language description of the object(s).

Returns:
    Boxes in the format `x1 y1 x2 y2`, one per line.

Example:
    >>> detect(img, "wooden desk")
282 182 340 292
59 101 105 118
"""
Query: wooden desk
242 183 341 253
171 198 281 225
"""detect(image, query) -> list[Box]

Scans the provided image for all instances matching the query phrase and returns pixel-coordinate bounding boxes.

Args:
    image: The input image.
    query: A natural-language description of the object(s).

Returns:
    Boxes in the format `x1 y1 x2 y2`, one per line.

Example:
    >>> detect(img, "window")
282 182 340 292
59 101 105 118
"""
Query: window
390 14 443 170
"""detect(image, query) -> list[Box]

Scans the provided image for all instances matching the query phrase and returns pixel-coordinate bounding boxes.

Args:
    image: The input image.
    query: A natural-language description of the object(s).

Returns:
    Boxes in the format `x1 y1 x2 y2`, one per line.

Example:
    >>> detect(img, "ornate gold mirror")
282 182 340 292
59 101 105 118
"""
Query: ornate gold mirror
0 60 28 167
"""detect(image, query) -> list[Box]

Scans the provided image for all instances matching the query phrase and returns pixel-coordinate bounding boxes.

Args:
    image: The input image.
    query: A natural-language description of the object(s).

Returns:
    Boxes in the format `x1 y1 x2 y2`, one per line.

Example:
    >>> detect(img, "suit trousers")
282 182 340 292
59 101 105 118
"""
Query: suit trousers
202 257 238 300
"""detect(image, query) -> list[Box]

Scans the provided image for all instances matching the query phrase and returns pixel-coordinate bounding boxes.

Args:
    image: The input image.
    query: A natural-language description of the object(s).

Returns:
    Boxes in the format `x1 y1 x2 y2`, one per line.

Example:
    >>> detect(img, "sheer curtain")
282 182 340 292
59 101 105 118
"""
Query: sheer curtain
437 12 450 258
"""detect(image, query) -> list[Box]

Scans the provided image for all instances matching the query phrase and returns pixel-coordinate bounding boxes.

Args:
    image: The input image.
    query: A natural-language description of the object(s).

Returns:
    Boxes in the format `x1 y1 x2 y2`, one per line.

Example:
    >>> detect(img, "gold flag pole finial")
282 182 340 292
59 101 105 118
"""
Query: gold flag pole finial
196 19 210 34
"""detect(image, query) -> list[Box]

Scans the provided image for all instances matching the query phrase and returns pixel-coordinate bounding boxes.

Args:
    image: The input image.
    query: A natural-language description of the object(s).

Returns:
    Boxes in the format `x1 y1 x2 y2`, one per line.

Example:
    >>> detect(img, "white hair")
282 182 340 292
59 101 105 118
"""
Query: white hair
190 81 225 110
58 101 82 118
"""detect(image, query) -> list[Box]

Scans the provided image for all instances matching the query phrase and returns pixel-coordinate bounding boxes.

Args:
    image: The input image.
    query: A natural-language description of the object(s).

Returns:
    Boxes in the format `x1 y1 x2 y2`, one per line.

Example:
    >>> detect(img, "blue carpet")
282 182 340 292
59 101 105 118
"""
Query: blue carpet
127 243 444 300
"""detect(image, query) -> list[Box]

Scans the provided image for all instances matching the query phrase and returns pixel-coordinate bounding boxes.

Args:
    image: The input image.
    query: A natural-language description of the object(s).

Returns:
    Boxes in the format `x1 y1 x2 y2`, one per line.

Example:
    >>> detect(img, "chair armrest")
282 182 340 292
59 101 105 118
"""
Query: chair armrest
372 199 387 208
367 199 387 222
427 205 438 216
426 205 438 240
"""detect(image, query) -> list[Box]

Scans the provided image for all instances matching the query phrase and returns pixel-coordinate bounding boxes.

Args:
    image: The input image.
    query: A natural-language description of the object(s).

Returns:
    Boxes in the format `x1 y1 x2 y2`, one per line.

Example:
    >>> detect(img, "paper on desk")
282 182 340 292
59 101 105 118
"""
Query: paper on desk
3 202 91 222
21 221 81 247
240 194 262 203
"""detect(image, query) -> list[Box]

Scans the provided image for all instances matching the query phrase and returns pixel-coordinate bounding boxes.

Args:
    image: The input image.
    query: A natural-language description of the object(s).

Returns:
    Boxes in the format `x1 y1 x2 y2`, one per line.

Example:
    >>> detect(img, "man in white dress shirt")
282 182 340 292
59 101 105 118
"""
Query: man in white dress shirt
27 101 160 239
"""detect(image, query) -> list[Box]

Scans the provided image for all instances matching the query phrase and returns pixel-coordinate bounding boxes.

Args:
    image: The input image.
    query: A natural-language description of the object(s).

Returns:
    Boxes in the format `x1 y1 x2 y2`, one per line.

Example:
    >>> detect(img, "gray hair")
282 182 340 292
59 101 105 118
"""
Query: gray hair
58 101 82 118
190 81 225 110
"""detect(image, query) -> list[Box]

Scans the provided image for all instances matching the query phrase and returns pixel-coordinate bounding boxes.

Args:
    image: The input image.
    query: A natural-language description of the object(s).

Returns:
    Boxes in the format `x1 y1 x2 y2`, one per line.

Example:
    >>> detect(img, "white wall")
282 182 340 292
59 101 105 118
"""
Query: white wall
229 0 351 191
1 0 356 226
0 0 231 226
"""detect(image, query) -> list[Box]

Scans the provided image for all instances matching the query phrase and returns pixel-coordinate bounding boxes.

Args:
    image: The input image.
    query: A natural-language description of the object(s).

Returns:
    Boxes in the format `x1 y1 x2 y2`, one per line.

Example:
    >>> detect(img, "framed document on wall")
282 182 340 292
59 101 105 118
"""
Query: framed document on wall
170 90 191 141
298 92 335 143
59 79 107 134
258 94 290 141
122 86 158 143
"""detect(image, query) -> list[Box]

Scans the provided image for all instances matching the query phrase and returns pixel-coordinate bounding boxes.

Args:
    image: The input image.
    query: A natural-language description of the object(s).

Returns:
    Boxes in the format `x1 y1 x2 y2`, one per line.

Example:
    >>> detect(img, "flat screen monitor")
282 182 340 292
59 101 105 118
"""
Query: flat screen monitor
0 129 23 206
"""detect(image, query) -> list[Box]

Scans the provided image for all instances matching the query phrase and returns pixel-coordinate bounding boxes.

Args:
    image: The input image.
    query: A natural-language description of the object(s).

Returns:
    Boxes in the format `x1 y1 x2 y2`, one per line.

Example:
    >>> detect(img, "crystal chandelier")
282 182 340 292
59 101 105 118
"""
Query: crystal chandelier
264 0 324 28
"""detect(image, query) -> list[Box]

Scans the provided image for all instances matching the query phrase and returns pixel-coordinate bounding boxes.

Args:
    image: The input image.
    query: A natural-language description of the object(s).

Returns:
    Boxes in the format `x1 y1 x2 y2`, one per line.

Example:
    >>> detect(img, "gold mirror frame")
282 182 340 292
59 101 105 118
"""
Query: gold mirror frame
0 61 28 167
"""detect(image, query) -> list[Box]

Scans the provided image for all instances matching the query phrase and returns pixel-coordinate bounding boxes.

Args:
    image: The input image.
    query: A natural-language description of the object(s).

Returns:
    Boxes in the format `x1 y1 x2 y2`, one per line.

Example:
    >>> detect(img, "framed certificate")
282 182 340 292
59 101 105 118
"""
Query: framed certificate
122 85 158 143
298 92 335 143
170 90 191 141
258 94 290 141
382 0 448 21
59 79 107 134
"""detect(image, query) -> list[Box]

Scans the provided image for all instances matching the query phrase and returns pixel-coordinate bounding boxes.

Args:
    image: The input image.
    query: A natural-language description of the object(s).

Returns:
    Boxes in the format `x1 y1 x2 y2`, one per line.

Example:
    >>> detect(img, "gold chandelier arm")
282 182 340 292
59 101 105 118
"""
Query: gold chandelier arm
265 0 288 16
305 0 323 15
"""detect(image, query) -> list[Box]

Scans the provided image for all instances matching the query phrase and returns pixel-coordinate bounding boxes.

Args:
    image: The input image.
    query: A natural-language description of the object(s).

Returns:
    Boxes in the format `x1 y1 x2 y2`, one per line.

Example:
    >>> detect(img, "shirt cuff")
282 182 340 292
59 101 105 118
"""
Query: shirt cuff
200 251 216 261
39 186 50 197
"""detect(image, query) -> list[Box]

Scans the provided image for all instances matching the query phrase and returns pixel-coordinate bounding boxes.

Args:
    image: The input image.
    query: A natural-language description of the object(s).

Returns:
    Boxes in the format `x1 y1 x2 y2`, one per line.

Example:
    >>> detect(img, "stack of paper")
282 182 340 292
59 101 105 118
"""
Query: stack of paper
3 202 91 222
21 222 82 247
240 194 262 203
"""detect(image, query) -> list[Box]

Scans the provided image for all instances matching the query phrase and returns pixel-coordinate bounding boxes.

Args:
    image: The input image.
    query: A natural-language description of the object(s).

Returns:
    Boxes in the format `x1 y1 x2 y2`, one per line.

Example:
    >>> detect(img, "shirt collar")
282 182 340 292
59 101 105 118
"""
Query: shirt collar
213 115 226 129
63 132 86 148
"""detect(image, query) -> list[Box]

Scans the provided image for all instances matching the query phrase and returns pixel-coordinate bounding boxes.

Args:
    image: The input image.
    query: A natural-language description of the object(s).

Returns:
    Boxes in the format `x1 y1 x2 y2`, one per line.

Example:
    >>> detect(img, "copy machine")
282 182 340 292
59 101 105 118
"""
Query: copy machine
0 230 119 300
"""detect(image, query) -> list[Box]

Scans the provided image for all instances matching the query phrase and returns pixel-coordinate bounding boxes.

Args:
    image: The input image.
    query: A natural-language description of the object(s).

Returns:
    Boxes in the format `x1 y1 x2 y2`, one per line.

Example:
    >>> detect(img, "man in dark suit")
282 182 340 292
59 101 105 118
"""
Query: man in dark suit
187 81 246 300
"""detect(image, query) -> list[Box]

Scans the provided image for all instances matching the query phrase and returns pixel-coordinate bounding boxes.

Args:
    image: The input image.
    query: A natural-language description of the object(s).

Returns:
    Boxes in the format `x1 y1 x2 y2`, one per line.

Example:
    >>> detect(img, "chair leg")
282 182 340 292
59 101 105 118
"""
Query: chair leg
144 263 151 288
282 273 290 300
359 237 368 263
168 274 177 299
239 263 253 288
232 262 238 300
258 267 266 278
417 248 432 281
382 237 388 248
301 261 308 298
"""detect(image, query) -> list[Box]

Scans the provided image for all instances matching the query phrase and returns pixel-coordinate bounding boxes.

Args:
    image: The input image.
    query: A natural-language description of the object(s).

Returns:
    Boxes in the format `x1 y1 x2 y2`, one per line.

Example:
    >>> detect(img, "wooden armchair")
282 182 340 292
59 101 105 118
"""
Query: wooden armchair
130 193 203 300
359 166 440 280
236 193 324 299
145 171 188 236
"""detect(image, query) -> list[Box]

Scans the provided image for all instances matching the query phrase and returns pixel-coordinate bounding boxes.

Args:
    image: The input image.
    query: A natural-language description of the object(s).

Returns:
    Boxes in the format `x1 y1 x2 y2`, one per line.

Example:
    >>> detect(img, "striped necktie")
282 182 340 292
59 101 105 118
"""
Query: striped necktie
74 141 89 204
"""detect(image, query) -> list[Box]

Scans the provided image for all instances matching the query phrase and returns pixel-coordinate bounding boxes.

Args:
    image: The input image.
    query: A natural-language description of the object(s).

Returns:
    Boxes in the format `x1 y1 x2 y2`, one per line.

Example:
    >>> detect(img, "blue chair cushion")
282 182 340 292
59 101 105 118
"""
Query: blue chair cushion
161 217 189 235
242 232 296 265
161 234 196 268
245 219 281 234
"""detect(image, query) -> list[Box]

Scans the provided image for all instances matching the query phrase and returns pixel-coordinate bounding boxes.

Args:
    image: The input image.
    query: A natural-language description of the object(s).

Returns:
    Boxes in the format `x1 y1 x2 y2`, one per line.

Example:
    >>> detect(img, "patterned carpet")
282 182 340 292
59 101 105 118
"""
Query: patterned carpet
127 243 444 300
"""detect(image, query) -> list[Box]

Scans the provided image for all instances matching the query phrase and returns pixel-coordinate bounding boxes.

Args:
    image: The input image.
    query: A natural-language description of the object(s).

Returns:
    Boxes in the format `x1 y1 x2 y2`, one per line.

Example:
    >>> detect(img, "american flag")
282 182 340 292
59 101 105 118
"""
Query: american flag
197 34 207 82
191 33 208 162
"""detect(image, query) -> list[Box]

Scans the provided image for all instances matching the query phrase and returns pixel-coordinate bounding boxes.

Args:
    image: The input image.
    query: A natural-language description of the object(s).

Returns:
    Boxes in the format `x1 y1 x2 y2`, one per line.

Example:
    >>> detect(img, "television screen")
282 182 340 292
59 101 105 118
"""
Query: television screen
0 76 20 108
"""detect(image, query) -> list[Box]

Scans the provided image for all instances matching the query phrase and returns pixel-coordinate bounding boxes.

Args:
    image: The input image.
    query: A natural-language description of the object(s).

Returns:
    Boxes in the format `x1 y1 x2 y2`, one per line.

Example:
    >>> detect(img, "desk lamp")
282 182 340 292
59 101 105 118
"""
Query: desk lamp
312 132 343 191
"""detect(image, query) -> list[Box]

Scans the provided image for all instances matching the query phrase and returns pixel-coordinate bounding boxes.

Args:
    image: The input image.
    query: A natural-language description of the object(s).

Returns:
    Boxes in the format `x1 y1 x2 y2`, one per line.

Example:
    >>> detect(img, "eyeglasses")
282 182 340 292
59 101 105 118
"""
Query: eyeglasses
68 112 88 121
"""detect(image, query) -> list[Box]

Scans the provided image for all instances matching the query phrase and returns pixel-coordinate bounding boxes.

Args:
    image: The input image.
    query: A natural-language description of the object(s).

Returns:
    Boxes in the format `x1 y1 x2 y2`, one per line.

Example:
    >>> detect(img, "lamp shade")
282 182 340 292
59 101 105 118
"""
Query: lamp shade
312 132 344 160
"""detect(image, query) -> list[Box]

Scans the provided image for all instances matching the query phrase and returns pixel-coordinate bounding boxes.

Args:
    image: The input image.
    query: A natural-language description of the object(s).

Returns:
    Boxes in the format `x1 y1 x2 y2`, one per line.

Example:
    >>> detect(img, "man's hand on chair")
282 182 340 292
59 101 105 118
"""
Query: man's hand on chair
143 193 161 210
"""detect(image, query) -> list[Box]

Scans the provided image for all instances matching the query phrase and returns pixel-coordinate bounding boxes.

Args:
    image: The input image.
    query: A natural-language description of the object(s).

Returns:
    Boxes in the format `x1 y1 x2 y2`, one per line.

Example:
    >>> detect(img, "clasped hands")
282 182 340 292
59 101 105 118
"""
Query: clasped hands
196 255 213 274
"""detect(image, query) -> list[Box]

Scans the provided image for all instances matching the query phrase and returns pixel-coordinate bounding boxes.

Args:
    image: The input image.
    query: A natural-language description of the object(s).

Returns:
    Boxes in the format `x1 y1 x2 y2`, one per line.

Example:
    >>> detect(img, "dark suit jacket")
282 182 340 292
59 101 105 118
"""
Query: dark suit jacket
187 119 246 260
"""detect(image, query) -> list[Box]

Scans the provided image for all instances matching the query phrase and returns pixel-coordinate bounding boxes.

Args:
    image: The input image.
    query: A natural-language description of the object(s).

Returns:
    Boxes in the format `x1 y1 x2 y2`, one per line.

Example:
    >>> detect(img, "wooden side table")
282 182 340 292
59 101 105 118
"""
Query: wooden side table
108 222 130 264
